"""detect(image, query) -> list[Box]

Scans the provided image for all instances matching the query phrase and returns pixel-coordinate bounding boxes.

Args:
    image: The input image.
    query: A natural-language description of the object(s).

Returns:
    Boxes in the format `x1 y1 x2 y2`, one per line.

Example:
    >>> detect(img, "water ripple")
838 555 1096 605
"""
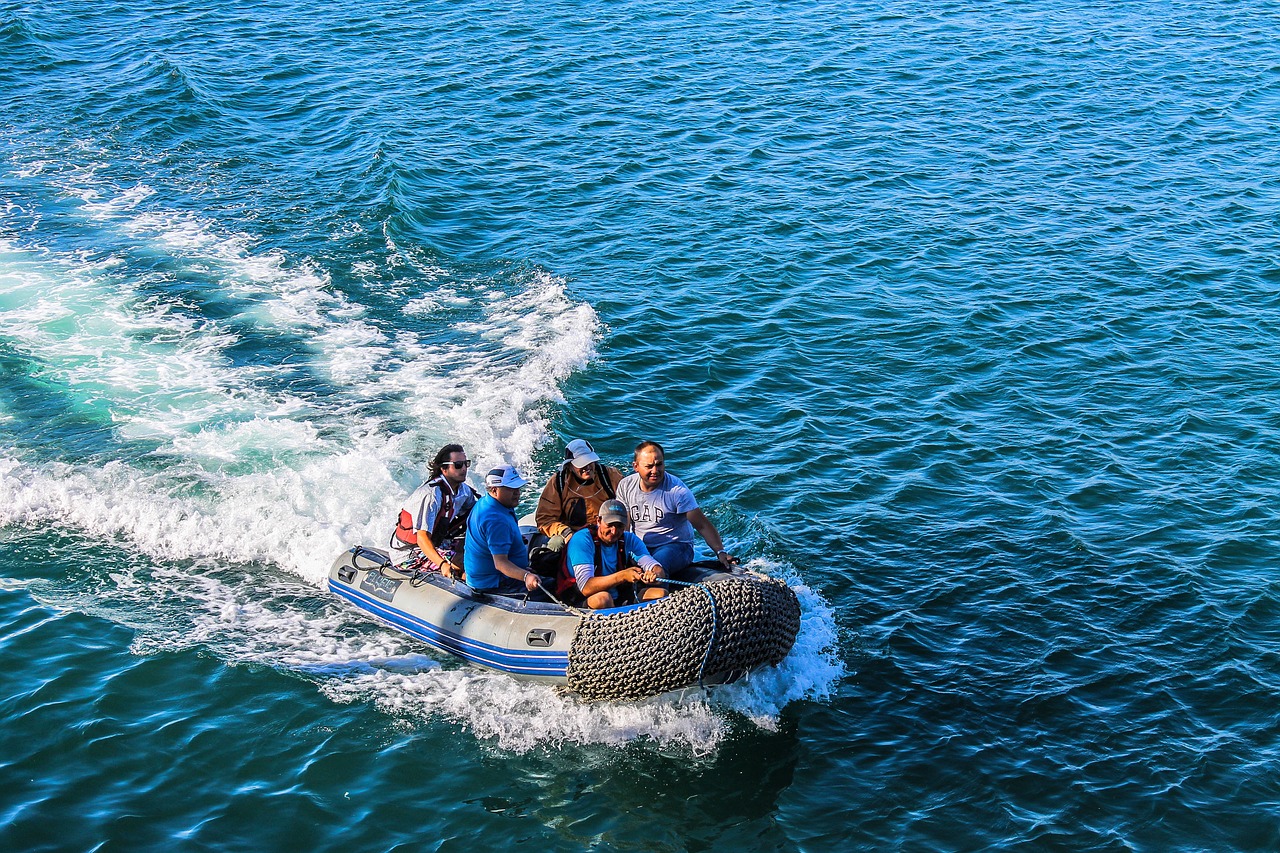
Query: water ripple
4 0 1280 849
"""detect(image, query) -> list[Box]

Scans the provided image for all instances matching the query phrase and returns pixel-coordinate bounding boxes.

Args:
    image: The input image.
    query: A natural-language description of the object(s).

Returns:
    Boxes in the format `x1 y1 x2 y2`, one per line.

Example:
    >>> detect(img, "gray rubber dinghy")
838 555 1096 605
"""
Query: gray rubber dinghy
328 544 801 701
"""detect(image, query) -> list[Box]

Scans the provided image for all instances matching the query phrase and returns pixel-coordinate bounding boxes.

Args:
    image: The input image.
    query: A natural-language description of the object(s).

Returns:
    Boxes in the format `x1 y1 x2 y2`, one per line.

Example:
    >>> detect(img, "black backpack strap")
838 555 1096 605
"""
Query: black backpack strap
444 487 476 541
425 479 451 544
592 533 628 576
596 463 616 500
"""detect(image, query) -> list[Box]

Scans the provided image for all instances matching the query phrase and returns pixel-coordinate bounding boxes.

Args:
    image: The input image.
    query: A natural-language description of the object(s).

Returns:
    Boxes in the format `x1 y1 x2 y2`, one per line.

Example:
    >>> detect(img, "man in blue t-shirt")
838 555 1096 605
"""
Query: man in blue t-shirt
464 465 541 595
566 499 667 610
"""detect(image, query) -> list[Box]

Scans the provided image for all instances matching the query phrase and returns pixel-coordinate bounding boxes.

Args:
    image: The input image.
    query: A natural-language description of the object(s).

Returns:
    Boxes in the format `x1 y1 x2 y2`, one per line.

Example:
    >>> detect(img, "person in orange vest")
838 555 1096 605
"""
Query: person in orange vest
388 444 477 579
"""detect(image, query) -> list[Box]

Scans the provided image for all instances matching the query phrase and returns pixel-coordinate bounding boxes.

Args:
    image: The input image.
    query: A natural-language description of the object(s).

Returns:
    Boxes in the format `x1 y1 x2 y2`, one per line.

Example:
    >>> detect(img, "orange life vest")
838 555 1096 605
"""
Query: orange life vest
393 478 475 549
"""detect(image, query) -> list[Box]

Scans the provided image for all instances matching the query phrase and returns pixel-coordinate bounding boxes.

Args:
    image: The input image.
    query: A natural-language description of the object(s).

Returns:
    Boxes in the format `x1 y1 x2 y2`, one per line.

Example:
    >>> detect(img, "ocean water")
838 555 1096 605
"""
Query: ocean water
2 0 1279 849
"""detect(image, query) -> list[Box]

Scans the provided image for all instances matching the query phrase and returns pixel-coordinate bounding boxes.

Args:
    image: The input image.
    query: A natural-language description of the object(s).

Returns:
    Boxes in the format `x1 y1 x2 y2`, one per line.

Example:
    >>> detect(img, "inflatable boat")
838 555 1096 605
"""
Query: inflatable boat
327 544 801 701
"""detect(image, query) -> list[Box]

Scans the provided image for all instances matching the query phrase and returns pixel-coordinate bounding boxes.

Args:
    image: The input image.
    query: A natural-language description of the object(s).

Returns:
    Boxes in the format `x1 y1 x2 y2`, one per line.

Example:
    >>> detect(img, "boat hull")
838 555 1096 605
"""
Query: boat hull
329 546 578 681
328 545 802 700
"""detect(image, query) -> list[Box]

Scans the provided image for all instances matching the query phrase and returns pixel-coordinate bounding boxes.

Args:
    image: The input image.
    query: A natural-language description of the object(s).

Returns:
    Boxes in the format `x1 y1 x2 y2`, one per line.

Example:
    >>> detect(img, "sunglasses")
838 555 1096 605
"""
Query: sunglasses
444 460 471 468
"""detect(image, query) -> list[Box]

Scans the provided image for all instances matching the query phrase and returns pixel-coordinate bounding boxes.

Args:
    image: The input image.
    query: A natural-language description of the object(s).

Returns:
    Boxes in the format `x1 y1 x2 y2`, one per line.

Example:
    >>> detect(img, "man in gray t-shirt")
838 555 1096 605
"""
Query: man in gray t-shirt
614 440 739 576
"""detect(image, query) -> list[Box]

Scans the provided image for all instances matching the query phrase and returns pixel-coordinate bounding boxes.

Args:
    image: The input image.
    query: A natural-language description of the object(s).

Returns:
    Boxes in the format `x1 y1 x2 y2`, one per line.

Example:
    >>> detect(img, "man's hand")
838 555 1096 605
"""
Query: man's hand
616 567 644 585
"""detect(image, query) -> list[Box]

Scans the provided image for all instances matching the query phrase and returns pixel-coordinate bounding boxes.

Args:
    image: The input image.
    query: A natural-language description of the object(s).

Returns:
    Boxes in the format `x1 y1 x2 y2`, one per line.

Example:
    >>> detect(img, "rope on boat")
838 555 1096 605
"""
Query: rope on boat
353 547 441 587
660 578 720 688
565 573 801 701
532 577 590 615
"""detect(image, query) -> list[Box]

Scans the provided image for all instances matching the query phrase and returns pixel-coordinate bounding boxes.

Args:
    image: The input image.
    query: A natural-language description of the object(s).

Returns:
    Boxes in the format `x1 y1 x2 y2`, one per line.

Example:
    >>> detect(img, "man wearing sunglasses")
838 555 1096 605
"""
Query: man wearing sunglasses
389 443 478 579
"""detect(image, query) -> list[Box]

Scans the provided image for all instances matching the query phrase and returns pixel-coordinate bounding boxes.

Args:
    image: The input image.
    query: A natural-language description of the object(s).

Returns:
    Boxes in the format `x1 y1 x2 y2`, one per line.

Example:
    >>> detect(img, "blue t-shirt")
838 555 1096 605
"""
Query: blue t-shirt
567 527 659 590
463 495 529 590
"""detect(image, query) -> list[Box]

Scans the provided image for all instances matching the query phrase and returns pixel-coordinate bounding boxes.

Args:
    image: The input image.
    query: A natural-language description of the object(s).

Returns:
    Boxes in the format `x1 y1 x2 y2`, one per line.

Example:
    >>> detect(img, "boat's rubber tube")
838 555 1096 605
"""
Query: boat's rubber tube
328 547 801 700
567 573 801 701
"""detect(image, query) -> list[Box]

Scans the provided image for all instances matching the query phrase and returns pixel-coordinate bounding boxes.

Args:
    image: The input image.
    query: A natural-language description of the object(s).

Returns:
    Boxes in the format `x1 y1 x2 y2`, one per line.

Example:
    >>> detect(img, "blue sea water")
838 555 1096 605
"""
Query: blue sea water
2 0 1280 849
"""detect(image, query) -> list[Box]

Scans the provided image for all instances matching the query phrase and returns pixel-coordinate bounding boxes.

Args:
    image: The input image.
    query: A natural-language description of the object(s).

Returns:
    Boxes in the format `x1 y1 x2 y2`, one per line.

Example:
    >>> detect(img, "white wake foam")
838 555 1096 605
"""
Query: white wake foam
0 186 599 581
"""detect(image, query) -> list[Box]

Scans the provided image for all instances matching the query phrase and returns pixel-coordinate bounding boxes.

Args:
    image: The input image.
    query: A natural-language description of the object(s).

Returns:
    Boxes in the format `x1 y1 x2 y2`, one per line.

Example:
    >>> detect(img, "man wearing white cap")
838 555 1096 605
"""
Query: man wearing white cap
463 464 541 595
534 438 625 551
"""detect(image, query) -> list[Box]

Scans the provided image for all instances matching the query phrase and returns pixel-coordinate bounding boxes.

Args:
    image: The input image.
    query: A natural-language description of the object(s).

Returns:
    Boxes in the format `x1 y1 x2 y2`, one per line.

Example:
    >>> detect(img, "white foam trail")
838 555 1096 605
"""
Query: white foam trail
321 670 730 755
0 440 400 585
385 270 600 469
71 186 597 470
0 237 292 443
95 194 399 394
403 287 467 315
123 567 427 667
82 190 598 463
0 186 599 582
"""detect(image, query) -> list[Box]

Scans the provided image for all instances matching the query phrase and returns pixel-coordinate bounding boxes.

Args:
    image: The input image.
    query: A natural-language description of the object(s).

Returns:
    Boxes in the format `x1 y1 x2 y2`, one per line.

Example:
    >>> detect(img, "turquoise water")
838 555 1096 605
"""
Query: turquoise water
3 0 1279 849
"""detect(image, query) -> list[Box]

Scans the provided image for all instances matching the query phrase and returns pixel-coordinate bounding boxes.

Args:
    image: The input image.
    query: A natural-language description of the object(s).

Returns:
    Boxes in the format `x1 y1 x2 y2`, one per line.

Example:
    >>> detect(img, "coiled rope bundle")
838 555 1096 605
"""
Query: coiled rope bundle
566 573 801 701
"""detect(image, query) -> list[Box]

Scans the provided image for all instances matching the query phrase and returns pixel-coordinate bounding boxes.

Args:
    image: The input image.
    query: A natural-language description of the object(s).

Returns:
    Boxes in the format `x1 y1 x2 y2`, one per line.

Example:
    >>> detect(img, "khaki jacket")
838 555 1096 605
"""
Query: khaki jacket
535 464 625 538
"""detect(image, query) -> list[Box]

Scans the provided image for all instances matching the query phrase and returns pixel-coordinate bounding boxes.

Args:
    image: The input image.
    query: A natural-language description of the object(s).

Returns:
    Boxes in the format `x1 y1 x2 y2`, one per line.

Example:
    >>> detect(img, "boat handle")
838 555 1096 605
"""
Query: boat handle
526 628 556 647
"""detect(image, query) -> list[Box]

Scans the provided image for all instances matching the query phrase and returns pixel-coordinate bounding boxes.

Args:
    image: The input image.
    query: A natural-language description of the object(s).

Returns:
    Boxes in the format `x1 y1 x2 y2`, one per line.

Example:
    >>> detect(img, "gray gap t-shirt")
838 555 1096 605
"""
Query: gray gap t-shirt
614 471 698 548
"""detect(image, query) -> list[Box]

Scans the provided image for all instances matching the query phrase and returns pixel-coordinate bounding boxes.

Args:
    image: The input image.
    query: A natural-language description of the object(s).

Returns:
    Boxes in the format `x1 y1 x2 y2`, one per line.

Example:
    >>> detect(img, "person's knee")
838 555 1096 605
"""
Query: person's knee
651 543 689 569
586 591 614 610
652 546 693 578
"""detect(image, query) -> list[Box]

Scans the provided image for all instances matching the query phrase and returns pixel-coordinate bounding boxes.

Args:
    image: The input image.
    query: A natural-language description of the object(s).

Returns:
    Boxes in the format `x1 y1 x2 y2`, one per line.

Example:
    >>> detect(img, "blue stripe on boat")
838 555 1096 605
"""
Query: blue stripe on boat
329 579 571 677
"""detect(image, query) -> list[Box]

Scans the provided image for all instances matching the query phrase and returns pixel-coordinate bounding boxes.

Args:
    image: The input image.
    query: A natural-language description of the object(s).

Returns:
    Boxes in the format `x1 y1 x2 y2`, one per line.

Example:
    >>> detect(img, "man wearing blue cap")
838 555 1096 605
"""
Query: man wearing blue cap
464 464 541 595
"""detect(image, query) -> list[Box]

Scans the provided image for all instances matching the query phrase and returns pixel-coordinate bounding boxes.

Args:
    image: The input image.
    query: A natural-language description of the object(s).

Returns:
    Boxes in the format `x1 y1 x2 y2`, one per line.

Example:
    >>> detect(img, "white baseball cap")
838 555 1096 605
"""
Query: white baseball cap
484 465 529 489
564 438 600 469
